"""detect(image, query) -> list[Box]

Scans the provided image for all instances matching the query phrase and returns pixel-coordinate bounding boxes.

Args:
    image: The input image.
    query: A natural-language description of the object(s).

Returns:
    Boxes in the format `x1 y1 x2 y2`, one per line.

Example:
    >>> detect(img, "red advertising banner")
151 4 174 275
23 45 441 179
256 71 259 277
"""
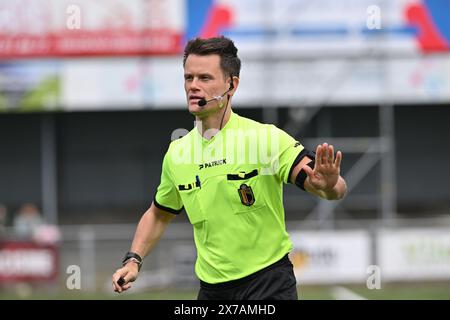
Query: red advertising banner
0 0 184 58
0 241 58 282
0 30 182 58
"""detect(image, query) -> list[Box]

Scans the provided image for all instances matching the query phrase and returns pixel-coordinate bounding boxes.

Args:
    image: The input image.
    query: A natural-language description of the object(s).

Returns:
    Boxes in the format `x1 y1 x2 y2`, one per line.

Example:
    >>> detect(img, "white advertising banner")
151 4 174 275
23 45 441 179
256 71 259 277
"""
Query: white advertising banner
57 54 450 110
236 55 450 107
60 57 186 110
221 0 450 57
289 230 371 284
377 228 450 281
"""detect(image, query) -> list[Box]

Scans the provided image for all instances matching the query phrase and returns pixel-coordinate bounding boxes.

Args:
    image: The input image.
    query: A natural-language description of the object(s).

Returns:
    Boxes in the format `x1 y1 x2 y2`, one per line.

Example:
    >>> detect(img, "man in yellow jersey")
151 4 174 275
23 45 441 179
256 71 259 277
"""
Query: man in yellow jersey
112 36 347 300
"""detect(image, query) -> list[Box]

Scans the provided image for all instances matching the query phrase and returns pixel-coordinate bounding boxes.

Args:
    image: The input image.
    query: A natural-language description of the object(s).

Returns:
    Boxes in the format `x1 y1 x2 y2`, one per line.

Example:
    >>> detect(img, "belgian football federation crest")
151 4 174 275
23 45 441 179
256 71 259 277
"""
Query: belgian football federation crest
238 184 255 206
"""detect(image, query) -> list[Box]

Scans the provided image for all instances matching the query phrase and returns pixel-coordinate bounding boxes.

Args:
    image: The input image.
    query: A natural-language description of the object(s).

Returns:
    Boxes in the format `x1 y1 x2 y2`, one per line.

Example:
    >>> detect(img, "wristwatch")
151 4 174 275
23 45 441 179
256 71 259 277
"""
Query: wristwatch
122 251 143 271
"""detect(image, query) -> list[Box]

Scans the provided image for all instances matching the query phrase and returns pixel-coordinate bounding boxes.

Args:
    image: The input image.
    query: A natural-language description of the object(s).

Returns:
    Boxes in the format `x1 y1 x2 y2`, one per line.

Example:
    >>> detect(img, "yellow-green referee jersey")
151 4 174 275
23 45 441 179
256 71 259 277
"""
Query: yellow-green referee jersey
154 110 304 284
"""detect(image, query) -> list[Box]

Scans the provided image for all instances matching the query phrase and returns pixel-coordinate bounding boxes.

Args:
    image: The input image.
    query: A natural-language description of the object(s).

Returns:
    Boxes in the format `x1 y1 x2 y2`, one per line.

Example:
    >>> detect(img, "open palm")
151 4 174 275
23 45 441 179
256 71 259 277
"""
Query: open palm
303 143 342 192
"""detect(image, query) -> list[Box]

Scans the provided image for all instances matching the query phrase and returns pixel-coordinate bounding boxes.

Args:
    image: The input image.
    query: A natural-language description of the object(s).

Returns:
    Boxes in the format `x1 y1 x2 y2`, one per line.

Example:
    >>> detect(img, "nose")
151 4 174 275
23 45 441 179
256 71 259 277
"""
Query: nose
189 77 200 92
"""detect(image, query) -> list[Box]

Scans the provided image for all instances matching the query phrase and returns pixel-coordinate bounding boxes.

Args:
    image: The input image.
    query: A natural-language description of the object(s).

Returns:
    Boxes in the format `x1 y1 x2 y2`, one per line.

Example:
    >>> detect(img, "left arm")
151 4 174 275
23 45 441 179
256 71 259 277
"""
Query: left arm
289 143 347 200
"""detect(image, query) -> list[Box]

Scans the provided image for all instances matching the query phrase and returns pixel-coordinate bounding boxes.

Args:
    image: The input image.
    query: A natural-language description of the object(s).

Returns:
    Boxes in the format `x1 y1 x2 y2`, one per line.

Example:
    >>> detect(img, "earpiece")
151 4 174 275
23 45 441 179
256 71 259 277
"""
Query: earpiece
219 77 233 109
229 77 234 91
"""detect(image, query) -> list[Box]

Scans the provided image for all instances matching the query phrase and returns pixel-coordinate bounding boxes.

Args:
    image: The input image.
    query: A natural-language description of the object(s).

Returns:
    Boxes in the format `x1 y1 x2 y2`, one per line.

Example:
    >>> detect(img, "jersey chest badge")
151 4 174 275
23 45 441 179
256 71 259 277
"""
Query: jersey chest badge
238 184 255 206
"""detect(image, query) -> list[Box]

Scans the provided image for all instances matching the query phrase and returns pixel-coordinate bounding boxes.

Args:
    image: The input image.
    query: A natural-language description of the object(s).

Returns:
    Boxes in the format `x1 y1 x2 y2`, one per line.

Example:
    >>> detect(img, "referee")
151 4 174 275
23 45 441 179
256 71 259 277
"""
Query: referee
112 36 347 300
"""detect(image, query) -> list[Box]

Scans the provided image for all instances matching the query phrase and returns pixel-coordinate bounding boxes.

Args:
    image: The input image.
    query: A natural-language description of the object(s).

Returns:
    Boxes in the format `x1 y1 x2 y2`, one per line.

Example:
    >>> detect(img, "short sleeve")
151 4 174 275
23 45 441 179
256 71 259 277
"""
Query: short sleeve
154 149 184 214
270 125 305 184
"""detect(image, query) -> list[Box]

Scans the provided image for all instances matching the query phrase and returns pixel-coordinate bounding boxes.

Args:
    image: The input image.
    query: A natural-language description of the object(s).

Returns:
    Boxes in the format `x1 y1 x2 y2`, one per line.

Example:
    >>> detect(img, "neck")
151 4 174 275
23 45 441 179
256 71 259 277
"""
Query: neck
196 106 232 140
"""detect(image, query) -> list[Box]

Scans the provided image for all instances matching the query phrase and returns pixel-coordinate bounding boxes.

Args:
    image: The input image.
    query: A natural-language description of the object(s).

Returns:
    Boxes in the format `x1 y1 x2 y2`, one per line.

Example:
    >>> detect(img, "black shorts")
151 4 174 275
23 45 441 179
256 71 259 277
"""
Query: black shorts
197 254 298 300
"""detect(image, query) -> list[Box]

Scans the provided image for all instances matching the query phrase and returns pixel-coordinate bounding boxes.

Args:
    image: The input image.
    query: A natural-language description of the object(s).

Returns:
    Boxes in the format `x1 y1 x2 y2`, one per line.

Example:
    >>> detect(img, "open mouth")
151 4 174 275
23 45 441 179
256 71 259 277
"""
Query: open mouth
189 95 204 104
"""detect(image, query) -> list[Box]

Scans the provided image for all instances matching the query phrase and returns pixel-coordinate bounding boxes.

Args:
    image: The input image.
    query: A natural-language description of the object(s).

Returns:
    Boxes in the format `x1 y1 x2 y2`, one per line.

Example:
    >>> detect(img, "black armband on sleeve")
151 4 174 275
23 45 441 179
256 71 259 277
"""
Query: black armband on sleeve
288 148 316 183
294 150 316 191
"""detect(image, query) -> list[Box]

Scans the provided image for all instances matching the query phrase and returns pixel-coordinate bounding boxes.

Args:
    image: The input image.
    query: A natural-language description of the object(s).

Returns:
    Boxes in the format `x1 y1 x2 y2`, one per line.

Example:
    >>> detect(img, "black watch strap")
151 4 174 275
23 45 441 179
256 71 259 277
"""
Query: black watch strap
122 251 143 271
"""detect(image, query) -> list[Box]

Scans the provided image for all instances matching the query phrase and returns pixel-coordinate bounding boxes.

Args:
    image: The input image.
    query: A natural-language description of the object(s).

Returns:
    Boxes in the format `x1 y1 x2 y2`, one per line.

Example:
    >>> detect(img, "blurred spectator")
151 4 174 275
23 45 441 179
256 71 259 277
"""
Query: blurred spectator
13 203 44 240
12 203 61 244
33 223 61 244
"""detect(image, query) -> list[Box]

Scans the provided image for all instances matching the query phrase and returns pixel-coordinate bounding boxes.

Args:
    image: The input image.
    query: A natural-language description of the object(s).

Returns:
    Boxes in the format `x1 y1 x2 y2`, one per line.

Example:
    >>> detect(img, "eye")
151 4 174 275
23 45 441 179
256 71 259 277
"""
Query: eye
184 75 193 81
200 75 211 81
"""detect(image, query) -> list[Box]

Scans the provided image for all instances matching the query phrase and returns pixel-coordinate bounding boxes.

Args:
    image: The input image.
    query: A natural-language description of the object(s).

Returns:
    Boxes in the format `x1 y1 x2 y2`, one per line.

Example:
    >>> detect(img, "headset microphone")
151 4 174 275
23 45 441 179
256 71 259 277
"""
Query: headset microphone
198 81 234 107
198 96 221 107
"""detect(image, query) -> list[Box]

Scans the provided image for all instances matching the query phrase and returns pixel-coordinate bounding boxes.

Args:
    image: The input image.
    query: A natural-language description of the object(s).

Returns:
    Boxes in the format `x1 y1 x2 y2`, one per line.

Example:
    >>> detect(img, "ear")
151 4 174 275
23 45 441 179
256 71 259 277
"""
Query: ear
229 76 239 92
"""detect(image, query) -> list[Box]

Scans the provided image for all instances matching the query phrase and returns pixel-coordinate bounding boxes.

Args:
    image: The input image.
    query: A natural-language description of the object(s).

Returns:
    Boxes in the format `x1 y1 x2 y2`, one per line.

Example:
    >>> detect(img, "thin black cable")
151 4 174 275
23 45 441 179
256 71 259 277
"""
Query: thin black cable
219 76 233 130
219 94 231 130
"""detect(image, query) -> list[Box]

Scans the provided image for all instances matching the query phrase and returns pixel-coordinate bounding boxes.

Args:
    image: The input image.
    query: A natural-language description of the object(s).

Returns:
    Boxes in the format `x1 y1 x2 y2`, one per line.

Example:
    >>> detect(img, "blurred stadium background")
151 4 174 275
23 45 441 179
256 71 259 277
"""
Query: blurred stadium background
1 0 450 300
